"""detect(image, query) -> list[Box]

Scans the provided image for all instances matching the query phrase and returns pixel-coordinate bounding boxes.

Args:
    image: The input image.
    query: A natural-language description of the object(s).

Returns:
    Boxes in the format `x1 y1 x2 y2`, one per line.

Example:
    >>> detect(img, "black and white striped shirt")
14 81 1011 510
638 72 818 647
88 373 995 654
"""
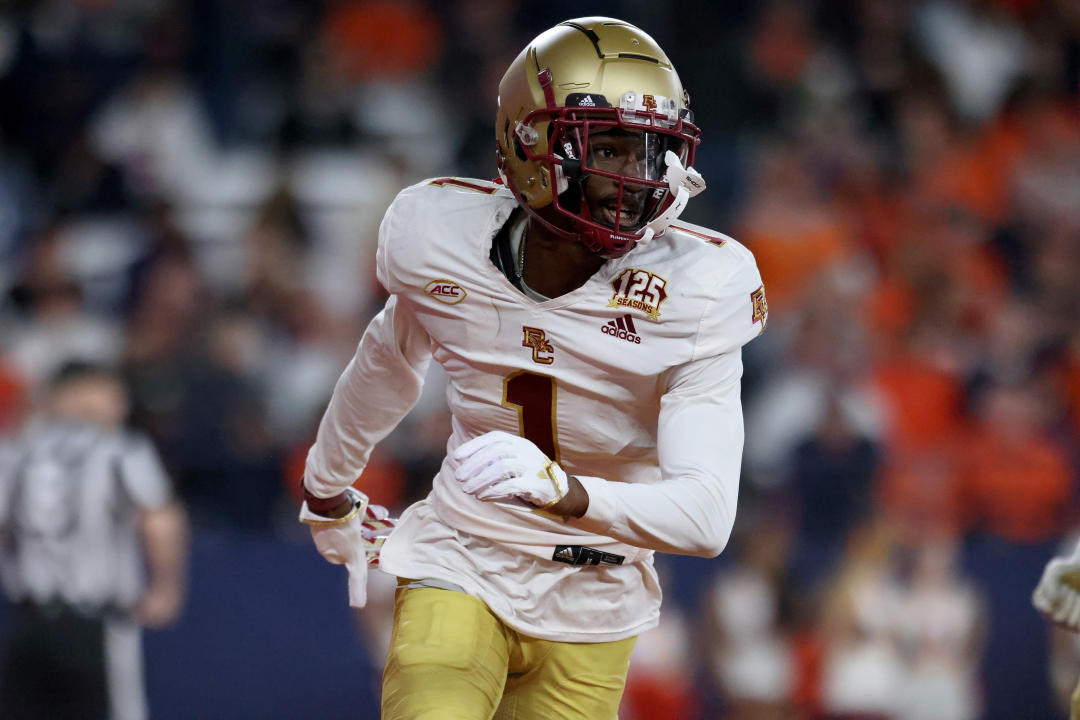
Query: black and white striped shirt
0 419 173 610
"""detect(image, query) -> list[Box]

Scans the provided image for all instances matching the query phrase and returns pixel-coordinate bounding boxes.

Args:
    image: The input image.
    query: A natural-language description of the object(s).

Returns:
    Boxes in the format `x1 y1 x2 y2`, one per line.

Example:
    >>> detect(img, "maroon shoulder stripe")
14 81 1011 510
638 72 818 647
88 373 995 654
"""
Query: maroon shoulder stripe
428 178 499 194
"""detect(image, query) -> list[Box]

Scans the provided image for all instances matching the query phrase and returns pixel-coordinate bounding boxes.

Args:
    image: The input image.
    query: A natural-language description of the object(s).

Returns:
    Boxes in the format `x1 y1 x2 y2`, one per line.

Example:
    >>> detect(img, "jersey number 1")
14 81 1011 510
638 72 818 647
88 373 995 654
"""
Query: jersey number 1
502 371 560 462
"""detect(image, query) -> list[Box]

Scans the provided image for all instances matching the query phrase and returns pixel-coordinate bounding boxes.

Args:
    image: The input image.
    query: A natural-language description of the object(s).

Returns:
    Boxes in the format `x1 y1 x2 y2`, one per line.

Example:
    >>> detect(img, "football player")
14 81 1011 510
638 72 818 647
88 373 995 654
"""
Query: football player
1034 538 1080 719
300 17 767 719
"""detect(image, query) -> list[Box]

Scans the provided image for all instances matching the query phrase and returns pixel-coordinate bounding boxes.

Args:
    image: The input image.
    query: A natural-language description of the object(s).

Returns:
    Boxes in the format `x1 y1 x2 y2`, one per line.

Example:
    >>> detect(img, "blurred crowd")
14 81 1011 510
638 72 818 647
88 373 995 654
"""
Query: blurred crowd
0 0 1078 718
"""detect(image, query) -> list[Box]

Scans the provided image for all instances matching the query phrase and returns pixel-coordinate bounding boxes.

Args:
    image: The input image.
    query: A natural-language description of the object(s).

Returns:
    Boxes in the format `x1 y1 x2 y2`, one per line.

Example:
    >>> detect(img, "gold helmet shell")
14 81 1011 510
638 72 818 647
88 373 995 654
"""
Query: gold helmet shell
495 17 700 256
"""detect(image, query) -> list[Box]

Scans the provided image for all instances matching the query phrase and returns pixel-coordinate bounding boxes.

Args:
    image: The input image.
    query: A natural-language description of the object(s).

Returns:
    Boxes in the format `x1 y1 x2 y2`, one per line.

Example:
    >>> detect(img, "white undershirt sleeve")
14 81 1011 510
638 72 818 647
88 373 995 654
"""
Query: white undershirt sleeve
569 348 744 557
303 294 433 498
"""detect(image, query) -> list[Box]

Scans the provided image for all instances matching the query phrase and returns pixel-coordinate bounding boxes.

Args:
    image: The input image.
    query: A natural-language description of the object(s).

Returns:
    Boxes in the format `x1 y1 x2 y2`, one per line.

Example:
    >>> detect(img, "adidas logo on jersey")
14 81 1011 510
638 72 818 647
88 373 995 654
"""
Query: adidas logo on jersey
578 95 596 107
552 545 625 566
553 546 577 562
601 315 641 344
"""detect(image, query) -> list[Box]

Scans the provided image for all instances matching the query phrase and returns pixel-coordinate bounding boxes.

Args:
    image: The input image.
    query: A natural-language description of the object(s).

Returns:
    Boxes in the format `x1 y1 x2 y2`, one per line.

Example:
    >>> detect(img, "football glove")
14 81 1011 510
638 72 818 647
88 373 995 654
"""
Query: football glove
1033 541 1080 632
452 430 568 509
299 487 396 608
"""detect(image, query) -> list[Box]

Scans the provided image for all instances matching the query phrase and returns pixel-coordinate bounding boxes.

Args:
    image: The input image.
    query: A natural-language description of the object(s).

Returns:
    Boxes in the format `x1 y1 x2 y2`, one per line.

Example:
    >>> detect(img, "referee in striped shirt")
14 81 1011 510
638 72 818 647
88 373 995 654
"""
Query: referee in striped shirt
0 362 187 720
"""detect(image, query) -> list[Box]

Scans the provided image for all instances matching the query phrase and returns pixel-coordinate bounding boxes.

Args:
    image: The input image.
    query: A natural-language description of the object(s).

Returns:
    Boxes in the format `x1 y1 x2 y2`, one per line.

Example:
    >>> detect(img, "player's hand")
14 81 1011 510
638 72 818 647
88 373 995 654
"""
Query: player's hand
453 431 569 509
299 487 396 608
1033 552 1080 632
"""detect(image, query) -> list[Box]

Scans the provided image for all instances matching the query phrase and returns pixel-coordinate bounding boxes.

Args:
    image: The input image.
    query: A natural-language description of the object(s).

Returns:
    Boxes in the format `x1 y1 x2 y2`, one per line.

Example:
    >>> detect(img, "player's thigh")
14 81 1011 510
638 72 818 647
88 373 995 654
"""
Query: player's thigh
495 635 637 720
382 586 510 720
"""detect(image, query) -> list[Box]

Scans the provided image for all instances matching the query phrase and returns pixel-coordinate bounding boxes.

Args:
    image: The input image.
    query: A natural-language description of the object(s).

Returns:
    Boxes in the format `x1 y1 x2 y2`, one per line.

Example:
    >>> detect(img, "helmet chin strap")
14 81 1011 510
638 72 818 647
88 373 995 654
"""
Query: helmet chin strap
637 151 707 247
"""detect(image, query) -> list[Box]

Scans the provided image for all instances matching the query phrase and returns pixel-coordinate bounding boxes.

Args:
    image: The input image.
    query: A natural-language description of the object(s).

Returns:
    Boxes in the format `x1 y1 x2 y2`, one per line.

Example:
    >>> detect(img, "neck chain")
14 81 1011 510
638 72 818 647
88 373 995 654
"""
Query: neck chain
516 224 528 281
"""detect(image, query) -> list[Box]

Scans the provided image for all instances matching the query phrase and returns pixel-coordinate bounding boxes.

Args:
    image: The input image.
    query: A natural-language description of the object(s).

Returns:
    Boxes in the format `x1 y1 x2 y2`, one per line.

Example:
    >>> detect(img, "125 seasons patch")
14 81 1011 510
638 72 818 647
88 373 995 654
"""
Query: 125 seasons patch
608 268 668 320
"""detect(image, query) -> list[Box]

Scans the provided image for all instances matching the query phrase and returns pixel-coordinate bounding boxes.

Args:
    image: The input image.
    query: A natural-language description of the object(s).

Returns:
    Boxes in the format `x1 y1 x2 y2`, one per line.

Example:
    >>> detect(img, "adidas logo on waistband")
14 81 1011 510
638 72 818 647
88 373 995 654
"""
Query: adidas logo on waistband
601 314 641 344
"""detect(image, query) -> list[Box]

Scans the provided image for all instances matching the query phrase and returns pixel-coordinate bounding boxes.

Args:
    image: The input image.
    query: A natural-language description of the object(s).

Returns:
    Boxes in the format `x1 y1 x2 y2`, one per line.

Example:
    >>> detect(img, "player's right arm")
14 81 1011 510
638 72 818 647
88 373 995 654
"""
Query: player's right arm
300 196 433 607
303 196 434 503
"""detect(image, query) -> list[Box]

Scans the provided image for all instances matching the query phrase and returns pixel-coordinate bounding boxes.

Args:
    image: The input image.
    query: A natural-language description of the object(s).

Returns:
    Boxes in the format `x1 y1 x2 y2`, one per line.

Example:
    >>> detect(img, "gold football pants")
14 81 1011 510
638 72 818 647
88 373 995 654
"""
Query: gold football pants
381 586 636 720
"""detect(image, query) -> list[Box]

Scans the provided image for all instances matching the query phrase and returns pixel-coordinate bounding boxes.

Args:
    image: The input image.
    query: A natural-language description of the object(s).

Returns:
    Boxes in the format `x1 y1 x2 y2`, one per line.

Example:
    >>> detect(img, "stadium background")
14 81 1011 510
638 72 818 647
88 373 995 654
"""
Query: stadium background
0 0 1078 718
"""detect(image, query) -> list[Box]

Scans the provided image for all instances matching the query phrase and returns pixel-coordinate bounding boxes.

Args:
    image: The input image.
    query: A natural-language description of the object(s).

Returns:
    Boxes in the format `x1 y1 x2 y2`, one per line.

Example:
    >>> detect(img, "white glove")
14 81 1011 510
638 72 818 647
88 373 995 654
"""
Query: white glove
1033 540 1080 631
639 150 707 246
452 430 568 509
299 487 396 608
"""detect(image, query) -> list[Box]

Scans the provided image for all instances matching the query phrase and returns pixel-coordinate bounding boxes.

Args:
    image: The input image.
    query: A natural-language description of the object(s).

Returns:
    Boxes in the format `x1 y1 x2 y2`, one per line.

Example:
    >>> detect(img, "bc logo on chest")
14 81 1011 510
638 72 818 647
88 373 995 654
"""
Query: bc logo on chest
522 327 554 365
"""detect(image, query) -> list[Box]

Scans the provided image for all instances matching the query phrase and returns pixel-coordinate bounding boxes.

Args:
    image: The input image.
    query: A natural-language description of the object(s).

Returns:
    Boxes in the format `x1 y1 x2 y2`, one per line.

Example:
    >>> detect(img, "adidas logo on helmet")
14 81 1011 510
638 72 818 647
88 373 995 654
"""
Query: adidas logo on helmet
578 95 595 107
601 315 641 344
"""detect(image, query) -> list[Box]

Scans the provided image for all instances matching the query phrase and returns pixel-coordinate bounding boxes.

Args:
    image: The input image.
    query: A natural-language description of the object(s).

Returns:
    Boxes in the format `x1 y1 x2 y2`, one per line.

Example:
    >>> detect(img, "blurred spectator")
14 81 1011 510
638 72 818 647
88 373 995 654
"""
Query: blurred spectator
162 306 282 531
818 519 907 720
323 0 442 83
737 139 854 316
959 382 1075 720
959 382 1072 545
0 362 187 720
788 395 881 592
705 521 796 720
892 538 982 720
622 602 699 720
914 0 1029 125
91 66 215 201
745 299 882 489
5 229 123 391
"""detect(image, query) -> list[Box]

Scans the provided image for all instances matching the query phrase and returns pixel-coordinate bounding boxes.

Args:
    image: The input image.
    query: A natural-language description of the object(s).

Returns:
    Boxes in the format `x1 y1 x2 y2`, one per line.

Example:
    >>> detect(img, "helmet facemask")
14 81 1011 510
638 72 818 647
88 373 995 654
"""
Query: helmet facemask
504 87 701 258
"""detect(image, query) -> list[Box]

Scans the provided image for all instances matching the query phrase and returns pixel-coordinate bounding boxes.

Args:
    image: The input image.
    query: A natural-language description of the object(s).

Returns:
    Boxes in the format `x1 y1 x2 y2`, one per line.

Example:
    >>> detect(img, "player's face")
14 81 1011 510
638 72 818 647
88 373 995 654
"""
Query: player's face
582 129 661 230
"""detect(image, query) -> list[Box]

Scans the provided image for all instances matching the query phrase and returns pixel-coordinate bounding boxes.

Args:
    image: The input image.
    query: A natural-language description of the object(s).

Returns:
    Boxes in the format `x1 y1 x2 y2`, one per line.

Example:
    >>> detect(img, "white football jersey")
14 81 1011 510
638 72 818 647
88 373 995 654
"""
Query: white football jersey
306 177 767 641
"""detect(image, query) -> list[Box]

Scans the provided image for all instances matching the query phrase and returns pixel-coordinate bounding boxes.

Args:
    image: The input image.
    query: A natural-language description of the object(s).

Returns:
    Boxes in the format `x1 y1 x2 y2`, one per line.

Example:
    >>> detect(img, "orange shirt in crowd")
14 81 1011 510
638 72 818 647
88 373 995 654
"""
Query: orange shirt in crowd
324 1 444 82
957 429 1073 544
871 353 964 453
877 446 967 541
741 208 851 313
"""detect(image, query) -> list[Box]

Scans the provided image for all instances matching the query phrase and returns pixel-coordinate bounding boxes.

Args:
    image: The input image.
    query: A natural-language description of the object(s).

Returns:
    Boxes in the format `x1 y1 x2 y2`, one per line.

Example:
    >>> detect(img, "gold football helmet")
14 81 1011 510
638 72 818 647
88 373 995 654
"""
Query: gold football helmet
496 17 703 257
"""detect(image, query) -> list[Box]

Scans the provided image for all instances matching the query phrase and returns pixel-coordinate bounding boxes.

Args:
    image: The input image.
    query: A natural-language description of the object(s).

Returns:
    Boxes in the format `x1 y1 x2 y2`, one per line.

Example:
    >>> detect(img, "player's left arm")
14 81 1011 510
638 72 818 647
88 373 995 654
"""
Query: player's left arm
567 247 764 556
565 348 745 556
